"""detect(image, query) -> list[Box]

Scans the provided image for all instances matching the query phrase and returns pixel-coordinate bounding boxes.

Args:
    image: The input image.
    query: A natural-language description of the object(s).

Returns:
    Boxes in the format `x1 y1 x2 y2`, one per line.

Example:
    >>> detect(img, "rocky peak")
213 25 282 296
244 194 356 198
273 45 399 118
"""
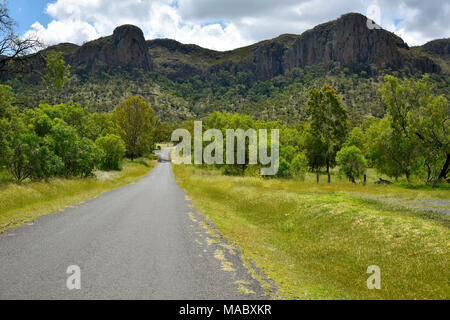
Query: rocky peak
70 24 153 73
284 13 409 72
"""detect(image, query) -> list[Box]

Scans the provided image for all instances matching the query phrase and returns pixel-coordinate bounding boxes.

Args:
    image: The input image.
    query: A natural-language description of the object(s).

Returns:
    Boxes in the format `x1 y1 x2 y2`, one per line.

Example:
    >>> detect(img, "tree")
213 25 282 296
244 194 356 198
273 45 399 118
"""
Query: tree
344 127 365 151
205 111 256 175
96 134 126 170
366 117 421 181
0 0 42 75
4 117 61 182
291 152 308 180
302 123 327 171
113 96 155 160
153 121 173 144
48 119 100 177
336 146 367 183
307 84 348 175
41 50 71 94
277 157 291 177
381 75 449 182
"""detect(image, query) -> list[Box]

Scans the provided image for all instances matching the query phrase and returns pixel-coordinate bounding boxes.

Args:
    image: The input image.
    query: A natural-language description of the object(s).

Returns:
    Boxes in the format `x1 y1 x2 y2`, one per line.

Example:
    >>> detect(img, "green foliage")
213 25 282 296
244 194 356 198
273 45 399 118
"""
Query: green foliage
0 85 15 119
48 119 100 177
113 96 155 160
277 157 291 177
291 152 308 179
307 84 349 173
336 146 367 183
344 127 365 151
3 117 61 181
96 134 126 170
381 75 449 182
42 50 71 91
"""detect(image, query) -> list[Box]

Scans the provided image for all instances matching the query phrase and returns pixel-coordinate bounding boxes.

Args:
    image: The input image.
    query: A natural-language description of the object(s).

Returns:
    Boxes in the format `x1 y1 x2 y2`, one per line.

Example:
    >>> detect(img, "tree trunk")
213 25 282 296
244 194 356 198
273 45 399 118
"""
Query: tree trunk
438 153 449 180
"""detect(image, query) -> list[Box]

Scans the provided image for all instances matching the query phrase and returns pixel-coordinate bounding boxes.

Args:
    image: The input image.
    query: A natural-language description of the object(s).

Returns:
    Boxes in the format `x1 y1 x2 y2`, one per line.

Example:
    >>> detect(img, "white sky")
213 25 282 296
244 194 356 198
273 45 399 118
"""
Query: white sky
25 0 450 51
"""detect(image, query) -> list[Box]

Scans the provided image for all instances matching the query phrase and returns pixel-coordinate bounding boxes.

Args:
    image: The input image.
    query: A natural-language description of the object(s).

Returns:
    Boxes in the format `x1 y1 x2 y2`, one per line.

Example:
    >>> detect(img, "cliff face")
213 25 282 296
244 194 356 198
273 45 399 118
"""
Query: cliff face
145 13 441 81
284 13 408 71
68 25 153 73
10 14 447 81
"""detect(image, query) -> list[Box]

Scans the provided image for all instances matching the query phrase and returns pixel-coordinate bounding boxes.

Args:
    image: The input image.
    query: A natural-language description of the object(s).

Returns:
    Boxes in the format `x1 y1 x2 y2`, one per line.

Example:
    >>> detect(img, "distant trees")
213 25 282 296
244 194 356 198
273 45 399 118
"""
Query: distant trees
113 96 155 160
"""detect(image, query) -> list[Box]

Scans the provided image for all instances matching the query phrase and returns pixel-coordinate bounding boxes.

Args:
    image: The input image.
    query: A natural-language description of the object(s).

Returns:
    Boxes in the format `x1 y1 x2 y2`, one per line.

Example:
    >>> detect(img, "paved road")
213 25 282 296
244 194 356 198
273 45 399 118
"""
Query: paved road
0 148 267 299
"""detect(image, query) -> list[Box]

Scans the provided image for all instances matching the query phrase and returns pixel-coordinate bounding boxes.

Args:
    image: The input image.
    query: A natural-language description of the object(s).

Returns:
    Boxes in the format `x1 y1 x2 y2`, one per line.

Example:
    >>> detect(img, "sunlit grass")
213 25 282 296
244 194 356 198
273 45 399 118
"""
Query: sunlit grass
173 164 450 300
0 159 156 233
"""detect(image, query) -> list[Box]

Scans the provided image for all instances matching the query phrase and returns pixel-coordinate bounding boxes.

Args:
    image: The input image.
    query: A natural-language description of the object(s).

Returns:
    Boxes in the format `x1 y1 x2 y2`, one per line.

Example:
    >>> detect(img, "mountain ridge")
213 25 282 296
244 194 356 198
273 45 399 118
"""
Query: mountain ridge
23 12 448 81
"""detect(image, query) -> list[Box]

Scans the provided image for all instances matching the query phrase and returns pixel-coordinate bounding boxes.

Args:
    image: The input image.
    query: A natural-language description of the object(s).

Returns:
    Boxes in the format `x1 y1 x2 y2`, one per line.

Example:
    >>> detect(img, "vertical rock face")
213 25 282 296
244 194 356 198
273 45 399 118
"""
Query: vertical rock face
71 25 153 72
17 14 444 81
284 13 408 71
252 35 297 79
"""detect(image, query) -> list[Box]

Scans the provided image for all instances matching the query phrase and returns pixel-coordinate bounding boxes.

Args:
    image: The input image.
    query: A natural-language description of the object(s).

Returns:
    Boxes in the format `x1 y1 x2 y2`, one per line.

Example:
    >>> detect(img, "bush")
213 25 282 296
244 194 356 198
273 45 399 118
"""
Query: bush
277 157 291 177
291 152 308 180
96 134 126 170
336 146 367 183
49 119 100 177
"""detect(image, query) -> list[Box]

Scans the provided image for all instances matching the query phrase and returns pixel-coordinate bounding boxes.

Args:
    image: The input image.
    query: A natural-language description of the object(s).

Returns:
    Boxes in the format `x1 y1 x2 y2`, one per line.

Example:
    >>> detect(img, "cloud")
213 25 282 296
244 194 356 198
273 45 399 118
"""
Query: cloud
24 0 449 50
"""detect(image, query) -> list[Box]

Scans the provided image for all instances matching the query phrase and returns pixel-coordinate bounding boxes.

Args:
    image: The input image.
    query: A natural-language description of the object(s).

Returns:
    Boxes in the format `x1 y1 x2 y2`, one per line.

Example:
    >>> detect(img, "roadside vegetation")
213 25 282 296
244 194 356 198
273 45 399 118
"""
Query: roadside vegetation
171 74 449 299
174 75 448 185
173 164 449 299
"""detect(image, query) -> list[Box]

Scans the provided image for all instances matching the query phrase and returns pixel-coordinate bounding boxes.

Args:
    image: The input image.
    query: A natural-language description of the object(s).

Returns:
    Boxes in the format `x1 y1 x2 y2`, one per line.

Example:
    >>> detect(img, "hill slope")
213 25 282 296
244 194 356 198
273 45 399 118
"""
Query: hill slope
4 13 449 124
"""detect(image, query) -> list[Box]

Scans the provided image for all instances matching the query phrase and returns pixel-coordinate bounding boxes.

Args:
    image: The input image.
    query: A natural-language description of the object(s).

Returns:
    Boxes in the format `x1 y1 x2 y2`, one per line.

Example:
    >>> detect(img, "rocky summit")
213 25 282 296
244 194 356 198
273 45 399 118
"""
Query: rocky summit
14 13 450 81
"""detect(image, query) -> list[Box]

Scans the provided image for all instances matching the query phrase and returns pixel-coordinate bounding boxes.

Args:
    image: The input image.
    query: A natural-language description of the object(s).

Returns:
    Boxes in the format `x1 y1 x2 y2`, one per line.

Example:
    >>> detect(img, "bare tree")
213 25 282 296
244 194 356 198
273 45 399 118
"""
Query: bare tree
0 0 43 75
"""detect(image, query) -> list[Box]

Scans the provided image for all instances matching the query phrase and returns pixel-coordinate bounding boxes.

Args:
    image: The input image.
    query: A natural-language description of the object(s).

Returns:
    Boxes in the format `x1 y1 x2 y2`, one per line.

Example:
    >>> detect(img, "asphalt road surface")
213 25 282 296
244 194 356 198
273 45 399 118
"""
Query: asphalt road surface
0 148 267 299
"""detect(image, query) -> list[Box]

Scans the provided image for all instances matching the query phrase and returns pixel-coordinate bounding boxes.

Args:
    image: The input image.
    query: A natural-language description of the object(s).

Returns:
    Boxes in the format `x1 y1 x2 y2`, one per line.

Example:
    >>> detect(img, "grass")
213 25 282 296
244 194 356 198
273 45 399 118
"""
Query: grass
173 164 450 300
0 159 156 233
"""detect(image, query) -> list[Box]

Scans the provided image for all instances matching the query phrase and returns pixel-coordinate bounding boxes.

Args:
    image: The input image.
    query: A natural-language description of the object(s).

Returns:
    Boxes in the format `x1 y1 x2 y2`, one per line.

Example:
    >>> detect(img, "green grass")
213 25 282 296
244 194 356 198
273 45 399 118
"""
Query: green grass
173 164 450 300
0 159 156 233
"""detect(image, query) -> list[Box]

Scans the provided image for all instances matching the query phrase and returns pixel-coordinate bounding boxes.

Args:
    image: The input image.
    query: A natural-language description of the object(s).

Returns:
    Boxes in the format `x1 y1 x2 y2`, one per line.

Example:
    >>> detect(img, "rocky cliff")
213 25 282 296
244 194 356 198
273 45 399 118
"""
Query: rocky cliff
68 24 153 73
284 13 408 71
8 13 448 81
145 13 442 80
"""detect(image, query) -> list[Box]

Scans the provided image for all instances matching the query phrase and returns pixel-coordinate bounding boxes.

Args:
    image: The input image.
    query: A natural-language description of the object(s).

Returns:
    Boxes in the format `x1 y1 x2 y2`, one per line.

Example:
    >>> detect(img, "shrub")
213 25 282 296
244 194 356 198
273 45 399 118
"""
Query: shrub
291 152 308 180
96 134 126 170
277 157 291 177
49 119 100 177
336 146 367 183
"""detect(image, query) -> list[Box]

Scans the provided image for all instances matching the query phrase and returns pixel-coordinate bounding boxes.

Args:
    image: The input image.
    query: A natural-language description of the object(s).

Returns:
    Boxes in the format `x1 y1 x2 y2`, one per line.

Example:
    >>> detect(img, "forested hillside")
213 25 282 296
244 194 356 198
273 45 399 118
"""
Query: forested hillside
3 13 449 125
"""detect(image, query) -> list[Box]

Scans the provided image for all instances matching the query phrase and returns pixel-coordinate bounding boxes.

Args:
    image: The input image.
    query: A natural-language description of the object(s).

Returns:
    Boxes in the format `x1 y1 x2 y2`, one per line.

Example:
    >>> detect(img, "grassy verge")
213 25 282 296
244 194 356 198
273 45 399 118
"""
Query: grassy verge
173 164 450 300
0 159 156 233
